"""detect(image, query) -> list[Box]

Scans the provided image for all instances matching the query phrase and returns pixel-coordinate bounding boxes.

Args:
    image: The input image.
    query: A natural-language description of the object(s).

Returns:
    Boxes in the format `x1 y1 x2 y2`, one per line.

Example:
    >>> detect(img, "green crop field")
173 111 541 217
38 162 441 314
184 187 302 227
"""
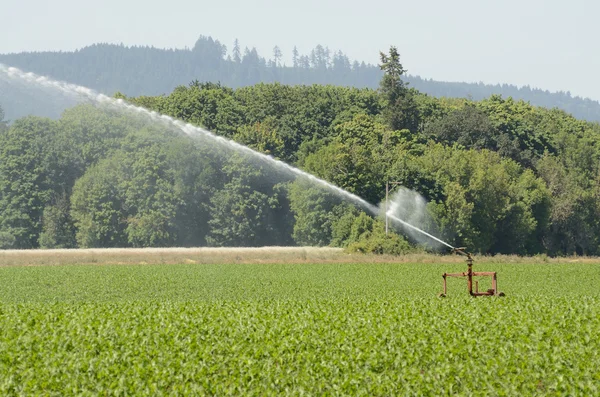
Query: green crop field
1 261 599 395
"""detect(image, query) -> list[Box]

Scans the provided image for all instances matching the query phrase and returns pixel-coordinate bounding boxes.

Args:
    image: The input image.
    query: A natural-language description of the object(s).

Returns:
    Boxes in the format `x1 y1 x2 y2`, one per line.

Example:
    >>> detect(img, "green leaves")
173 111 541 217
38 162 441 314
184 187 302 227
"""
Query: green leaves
0 262 599 395
2 74 600 255
302 114 404 204
388 144 551 254
39 193 76 249
233 117 285 159
71 145 184 248
0 117 60 248
288 180 339 246
205 155 293 247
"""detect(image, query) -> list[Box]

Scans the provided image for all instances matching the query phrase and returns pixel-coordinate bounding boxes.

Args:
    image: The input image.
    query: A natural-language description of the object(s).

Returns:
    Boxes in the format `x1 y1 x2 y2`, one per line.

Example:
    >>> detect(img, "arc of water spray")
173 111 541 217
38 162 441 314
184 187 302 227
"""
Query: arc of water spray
386 210 453 249
0 64 454 250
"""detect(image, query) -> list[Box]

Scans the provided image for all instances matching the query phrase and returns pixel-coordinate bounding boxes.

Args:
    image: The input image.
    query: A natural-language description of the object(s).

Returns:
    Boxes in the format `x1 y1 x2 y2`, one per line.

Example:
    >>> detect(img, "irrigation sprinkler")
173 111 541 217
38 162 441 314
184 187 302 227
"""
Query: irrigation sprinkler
438 247 505 297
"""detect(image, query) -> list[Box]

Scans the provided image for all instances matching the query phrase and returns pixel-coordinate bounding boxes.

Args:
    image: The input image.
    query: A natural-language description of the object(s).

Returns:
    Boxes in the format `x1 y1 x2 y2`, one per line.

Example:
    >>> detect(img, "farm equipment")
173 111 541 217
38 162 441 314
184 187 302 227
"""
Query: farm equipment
439 247 505 297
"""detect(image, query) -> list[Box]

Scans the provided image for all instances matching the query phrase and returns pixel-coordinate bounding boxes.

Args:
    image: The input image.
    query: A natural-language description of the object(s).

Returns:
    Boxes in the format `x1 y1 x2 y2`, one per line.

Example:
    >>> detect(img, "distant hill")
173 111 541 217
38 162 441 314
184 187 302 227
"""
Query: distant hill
1 35 600 122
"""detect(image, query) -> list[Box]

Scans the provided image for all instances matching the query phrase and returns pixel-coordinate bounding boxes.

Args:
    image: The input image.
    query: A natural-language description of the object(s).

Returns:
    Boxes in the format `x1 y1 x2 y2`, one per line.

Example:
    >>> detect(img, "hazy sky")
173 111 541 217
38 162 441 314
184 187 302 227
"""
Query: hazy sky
3 0 599 99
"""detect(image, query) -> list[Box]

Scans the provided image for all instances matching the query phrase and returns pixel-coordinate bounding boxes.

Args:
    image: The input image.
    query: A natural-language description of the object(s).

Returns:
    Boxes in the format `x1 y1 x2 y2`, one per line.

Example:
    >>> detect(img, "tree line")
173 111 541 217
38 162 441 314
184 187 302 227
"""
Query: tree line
1 47 599 255
2 36 600 123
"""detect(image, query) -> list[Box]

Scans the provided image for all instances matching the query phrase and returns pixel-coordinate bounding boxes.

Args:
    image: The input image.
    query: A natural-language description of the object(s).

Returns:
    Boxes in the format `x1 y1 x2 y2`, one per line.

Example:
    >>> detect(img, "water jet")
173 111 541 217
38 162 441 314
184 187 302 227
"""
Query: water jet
0 63 454 251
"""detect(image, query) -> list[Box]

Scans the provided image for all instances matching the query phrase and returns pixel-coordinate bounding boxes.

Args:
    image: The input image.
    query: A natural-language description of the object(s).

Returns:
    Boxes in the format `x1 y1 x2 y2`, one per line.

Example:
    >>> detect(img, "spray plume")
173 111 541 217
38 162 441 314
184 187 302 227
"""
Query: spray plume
384 187 449 250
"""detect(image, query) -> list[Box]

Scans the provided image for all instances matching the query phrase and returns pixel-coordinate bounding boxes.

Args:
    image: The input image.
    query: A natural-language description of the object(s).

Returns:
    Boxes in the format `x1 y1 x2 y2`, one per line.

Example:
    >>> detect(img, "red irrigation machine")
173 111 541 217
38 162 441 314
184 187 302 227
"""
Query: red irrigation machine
439 247 505 297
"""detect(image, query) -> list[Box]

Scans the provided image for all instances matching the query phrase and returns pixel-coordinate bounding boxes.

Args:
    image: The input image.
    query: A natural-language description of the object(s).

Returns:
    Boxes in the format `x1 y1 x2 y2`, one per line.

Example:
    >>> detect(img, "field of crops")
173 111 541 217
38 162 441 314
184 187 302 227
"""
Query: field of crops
1 260 599 395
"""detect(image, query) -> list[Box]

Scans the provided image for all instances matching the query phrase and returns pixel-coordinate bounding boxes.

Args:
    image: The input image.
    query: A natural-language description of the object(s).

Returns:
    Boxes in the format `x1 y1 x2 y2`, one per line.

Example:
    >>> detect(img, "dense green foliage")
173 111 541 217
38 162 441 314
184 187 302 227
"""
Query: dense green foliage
0 262 599 394
1 47 600 254
2 36 600 122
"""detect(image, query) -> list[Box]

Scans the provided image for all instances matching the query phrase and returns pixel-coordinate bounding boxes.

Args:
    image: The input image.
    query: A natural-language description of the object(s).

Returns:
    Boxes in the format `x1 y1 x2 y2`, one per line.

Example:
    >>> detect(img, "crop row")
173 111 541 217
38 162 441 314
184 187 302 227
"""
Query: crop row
1 297 599 395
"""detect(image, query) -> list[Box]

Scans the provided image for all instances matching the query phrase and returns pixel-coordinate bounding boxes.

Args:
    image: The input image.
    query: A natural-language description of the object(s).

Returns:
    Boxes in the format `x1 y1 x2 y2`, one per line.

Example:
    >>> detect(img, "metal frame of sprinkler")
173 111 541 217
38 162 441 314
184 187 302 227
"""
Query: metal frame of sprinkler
439 247 505 297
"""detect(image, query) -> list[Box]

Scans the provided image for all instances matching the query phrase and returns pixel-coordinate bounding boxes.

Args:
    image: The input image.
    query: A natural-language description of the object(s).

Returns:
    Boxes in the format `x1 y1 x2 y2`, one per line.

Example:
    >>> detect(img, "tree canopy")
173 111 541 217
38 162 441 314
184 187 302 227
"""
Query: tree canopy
1 54 600 255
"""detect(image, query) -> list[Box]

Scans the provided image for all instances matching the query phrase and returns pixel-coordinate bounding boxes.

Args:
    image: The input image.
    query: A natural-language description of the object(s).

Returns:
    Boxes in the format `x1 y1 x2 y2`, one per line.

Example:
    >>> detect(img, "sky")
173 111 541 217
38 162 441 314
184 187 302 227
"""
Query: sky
3 0 599 100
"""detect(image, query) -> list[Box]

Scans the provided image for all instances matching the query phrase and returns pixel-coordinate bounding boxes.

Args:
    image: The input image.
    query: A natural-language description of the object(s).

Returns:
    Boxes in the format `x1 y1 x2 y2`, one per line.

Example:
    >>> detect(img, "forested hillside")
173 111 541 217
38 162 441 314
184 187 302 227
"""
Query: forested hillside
1 47 599 255
2 36 600 122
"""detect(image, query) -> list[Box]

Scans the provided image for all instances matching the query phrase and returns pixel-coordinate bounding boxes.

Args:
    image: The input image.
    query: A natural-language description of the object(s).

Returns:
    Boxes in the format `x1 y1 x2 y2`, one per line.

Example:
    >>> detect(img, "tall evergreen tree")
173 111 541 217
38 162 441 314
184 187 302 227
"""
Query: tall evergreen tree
272 46 282 67
292 46 299 68
233 39 241 63
378 46 419 132
379 46 407 100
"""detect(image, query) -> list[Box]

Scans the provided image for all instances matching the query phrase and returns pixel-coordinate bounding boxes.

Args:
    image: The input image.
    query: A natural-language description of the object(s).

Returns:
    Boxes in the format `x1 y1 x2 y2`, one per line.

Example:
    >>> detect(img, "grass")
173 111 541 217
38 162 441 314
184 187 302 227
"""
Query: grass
1 258 599 395
1 246 598 266
0 247 348 266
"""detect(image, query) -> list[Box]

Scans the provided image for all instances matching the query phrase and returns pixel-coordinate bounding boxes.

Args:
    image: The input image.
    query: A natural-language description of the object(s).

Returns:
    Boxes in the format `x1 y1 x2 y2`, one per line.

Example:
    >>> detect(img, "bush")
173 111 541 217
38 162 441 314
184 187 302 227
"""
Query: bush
330 205 362 247
346 227 413 255
332 210 415 255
